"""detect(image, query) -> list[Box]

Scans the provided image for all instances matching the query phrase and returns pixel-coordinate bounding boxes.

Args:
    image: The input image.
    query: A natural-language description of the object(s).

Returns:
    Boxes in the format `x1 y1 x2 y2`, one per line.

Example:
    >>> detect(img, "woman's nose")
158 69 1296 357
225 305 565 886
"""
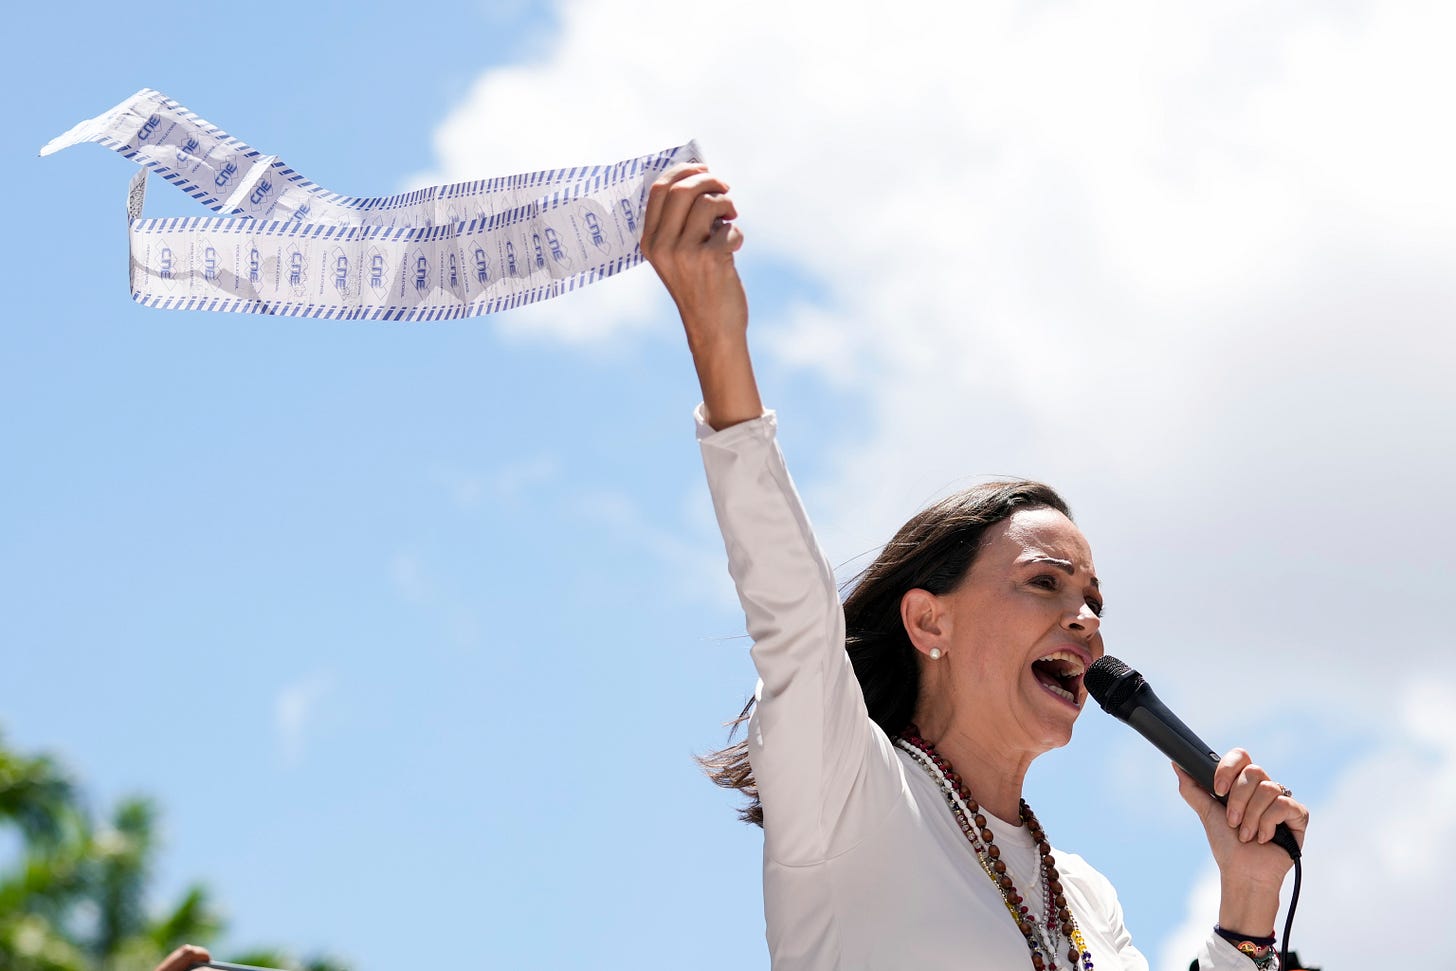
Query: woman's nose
1063 601 1100 638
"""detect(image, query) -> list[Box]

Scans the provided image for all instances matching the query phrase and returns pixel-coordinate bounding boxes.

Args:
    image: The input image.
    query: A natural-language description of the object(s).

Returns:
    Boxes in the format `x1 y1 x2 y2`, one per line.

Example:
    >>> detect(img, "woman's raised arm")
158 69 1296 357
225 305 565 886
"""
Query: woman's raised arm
640 163 762 429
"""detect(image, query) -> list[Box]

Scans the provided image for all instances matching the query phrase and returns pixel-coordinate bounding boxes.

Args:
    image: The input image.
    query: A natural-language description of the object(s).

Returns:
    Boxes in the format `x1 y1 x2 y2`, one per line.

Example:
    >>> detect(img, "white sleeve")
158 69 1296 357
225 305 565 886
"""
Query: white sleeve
697 407 903 866
1197 933 1279 970
1088 896 1268 971
1076 869 1266 971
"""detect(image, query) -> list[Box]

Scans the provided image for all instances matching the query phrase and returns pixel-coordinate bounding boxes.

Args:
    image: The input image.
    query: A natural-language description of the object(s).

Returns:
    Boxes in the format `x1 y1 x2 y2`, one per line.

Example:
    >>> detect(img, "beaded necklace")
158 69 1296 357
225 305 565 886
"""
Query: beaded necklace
895 727 1094 971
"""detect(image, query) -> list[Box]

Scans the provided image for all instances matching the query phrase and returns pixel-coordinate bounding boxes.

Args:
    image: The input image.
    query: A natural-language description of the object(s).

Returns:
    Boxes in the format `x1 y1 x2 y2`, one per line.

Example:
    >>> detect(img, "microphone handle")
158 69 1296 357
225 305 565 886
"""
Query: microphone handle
1126 688 1301 860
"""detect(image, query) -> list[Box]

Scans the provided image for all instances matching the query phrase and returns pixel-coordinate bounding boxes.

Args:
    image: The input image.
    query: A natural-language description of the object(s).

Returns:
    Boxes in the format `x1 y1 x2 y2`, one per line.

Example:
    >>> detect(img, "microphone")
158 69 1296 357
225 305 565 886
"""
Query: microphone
1084 655 1300 860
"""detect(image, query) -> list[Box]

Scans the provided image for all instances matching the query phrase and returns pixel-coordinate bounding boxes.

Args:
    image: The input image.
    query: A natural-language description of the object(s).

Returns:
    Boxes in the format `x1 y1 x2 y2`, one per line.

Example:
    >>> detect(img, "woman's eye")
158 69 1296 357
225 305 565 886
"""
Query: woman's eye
1031 575 1058 591
1087 599 1105 618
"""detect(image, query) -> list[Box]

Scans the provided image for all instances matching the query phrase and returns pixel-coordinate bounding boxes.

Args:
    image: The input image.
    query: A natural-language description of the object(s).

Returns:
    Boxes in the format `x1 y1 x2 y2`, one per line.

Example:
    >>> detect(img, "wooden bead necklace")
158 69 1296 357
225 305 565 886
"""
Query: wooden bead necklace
895 726 1093 971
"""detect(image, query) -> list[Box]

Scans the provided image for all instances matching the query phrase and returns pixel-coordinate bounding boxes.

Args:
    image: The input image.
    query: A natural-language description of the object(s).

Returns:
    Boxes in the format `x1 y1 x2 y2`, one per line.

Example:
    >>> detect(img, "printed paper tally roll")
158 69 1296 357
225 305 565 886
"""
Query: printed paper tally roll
43 89 700 321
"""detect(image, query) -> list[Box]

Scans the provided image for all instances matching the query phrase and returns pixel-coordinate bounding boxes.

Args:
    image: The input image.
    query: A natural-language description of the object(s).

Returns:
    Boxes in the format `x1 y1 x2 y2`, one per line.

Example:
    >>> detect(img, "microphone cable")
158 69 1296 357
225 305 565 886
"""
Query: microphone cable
1280 856 1300 971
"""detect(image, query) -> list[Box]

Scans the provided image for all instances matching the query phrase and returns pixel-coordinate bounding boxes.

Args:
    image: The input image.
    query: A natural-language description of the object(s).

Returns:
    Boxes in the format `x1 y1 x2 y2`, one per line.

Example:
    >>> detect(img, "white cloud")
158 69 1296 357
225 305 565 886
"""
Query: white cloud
490 267 664 344
1158 866 1220 971
274 672 333 768
424 0 1456 959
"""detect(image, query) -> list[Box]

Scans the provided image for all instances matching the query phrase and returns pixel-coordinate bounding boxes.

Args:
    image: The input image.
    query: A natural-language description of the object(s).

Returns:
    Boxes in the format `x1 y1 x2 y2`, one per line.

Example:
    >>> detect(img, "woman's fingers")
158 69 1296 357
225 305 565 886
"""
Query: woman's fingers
642 162 705 246
1212 747 1252 798
1221 752 1266 828
640 164 745 326
1211 748 1307 848
682 193 739 249
1214 747 1258 830
154 944 211 971
709 216 745 254
1256 788 1309 846
1236 777 1283 841
643 165 730 257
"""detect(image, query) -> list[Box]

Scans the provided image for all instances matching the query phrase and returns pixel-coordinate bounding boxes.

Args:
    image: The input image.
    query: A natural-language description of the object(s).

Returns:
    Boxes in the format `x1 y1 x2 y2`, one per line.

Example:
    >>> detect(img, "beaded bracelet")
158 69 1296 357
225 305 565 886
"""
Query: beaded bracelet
1214 926 1277 970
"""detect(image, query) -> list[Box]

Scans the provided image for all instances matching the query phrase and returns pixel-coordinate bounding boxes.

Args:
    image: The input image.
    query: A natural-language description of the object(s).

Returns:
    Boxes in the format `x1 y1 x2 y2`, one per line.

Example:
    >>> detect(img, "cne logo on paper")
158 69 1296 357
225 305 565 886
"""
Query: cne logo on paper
618 199 638 234
215 157 240 190
446 249 471 301
285 245 308 296
366 246 389 299
583 211 609 253
410 249 431 297
248 177 274 209
200 239 223 286
136 114 163 144
175 135 205 170
544 226 572 271
247 247 263 287
473 246 491 286
329 246 353 298
447 250 462 289
153 238 181 292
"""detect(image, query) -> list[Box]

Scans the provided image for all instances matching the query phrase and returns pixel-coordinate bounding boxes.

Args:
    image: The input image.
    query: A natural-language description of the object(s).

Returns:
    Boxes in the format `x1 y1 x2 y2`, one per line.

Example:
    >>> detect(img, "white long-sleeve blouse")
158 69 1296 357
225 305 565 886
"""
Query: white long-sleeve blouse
697 408 1257 971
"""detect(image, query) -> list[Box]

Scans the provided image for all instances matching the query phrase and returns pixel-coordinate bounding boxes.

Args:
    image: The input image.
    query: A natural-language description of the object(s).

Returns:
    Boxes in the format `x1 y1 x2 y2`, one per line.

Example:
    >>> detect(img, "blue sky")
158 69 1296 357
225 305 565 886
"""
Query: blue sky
6 2 1455 969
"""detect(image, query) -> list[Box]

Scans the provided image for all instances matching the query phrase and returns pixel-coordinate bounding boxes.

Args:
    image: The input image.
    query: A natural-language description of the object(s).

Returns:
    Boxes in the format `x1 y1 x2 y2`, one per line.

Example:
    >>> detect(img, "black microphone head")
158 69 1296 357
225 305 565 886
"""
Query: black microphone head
1085 655 1145 720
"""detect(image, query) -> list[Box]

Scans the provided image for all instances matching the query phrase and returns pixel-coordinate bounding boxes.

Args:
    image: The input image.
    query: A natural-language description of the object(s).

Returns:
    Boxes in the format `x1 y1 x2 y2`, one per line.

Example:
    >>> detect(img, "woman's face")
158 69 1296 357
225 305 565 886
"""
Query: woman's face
937 506 1104 753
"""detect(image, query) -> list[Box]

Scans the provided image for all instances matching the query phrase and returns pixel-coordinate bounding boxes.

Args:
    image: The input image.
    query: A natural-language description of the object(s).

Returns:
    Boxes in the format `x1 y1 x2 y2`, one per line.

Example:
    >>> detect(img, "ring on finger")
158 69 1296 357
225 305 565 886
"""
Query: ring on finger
1277 784 1292 798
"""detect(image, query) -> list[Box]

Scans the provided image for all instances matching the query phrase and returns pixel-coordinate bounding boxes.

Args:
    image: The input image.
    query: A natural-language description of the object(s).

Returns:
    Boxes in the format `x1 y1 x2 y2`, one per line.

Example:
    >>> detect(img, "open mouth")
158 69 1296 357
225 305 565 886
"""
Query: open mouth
1031 650 1087 708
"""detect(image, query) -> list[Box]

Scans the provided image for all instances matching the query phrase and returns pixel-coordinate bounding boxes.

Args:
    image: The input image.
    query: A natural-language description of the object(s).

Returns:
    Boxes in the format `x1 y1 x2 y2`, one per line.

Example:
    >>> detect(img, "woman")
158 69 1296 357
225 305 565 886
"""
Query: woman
639 163 1308 971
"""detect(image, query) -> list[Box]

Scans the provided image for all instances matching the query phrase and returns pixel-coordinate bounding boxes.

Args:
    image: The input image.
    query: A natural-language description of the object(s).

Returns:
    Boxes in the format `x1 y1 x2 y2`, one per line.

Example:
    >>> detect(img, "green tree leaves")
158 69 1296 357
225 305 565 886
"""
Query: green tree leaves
0 731 346 971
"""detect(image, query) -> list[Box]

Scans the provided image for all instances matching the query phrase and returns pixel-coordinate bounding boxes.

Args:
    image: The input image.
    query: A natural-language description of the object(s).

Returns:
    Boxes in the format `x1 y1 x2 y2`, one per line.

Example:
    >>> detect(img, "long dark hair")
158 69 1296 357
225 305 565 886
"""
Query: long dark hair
698 480 1071 826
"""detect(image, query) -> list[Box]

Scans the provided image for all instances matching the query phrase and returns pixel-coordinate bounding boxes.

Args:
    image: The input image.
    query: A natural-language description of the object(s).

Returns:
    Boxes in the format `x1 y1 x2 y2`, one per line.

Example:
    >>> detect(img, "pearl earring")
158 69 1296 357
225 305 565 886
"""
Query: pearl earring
929 648 943 660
